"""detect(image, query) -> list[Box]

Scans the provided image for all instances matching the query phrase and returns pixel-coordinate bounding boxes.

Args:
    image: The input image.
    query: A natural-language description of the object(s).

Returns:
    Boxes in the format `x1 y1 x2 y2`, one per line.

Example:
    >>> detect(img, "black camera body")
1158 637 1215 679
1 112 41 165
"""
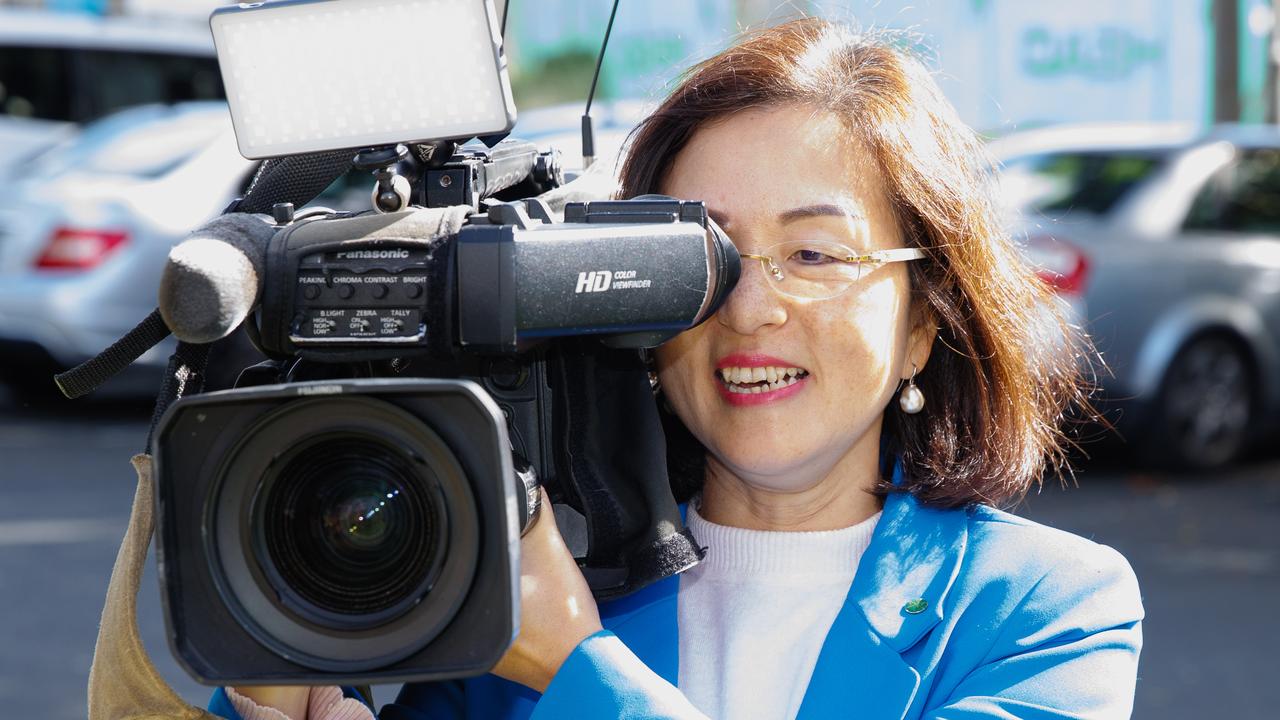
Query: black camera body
236 197 729 497
153 379 520 684
149 195 738 685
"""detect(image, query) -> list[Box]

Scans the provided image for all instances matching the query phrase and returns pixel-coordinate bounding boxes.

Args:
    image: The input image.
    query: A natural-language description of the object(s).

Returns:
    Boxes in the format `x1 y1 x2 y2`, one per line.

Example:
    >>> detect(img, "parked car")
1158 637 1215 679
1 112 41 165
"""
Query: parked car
991 123 1280 469
0 8 222 179
0 101 257 400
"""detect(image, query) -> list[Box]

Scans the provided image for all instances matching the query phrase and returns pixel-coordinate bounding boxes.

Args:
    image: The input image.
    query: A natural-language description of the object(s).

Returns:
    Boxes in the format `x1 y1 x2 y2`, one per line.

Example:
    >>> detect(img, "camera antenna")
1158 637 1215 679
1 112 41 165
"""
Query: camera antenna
581 0 620 169
501 0 510 38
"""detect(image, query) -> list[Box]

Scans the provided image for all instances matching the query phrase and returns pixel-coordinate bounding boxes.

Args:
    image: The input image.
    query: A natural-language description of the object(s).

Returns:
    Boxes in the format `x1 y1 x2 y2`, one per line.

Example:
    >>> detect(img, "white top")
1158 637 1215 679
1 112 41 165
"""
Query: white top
677 503 880 720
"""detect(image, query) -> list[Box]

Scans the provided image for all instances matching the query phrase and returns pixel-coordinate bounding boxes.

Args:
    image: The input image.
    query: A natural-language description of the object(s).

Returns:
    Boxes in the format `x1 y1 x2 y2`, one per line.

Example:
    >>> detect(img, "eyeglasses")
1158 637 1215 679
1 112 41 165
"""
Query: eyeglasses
738 239 927 300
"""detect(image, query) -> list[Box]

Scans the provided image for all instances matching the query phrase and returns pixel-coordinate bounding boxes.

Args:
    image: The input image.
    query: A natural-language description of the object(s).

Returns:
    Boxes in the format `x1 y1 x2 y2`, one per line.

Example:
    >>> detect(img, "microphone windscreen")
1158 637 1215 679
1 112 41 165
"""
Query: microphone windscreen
159 213 276 344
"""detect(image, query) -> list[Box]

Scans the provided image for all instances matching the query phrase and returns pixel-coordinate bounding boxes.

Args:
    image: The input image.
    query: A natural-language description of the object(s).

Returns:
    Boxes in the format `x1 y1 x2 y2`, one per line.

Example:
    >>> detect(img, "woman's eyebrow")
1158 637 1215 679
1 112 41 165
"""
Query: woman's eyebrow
708 204 862 229
778 203 863 224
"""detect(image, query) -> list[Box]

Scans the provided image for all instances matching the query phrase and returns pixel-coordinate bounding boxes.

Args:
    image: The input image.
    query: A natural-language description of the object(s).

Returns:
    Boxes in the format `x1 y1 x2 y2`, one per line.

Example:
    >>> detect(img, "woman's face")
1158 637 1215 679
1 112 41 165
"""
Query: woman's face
655 105 932 495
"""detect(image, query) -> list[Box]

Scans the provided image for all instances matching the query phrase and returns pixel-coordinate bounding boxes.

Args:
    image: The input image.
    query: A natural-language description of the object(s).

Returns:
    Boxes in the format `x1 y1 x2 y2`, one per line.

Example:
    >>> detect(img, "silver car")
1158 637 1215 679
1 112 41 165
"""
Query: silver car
0 102 254 400
992 123 1280 469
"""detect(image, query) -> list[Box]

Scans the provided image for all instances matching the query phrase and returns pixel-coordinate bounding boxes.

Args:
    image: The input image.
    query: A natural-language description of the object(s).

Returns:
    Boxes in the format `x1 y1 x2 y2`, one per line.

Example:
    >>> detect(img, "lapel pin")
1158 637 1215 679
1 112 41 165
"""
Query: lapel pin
903 598 928 615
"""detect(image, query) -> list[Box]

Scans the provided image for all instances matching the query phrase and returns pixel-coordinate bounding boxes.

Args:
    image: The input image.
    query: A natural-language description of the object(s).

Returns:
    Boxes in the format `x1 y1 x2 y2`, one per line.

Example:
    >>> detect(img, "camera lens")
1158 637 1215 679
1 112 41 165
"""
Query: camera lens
257 434 447 627
206 391 487 669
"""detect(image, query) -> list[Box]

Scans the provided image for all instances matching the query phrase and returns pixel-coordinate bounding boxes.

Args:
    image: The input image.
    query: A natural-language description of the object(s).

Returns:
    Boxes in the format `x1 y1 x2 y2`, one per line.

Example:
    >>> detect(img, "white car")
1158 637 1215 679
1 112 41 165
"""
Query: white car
0 8 221 178
0 102 255 400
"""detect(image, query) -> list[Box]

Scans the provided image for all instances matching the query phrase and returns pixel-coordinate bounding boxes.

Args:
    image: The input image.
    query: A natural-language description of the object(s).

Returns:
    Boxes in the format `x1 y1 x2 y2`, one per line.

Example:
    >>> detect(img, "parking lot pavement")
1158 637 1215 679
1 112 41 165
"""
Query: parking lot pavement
1017 454 1280 720
0 390 1275 718
0 392 193 718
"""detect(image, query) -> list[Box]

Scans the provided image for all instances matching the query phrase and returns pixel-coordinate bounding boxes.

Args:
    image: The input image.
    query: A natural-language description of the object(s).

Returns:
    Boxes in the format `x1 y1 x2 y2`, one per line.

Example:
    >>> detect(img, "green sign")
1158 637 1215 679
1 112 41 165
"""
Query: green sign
1022 25 1164 81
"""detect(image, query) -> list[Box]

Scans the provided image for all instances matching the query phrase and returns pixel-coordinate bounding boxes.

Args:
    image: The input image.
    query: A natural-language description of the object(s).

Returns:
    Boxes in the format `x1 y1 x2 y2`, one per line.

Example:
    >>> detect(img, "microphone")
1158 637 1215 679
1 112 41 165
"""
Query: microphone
158 213 276 344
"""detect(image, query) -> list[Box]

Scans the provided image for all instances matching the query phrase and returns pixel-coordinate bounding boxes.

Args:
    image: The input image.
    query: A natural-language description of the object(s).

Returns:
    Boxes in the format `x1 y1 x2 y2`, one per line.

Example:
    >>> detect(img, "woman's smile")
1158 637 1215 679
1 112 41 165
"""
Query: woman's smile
714 352 811 406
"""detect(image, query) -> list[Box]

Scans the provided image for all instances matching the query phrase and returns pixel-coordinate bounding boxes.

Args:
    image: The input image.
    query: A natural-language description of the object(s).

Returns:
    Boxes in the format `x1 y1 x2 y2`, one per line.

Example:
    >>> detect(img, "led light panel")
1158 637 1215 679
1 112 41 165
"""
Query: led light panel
211 0 515 159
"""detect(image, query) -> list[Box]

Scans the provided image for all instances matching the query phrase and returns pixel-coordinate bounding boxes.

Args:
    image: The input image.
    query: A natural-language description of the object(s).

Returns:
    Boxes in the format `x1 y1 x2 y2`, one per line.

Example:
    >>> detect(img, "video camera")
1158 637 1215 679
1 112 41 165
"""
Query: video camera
54 0 742 688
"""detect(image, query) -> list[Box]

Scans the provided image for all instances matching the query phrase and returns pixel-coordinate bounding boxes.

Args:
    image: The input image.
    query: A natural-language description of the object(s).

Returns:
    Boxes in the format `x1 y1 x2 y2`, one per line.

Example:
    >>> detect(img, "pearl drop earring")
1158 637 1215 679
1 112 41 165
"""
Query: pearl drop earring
899 364 925 414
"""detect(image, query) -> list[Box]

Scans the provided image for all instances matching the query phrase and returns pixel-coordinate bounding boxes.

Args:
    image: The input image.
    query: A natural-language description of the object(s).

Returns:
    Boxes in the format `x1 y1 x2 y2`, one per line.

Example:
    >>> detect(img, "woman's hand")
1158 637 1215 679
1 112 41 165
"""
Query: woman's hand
491 489 603 693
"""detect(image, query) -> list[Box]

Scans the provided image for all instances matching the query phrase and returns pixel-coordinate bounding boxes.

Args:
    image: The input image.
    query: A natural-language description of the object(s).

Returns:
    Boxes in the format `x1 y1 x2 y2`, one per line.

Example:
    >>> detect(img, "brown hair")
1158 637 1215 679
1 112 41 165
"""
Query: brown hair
623 18 1100 509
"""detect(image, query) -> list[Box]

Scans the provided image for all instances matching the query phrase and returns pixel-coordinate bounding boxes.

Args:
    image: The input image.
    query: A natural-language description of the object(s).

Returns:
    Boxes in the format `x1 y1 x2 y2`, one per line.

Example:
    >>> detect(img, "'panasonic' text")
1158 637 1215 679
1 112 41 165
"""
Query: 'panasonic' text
335 249 410 260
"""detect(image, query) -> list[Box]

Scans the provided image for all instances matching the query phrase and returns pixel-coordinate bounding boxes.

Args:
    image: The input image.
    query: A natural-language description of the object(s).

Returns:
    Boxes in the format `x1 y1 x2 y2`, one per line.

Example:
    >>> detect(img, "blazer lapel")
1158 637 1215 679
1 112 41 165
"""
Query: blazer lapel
796 490 969 720
600 572 682 685
795 598 922 720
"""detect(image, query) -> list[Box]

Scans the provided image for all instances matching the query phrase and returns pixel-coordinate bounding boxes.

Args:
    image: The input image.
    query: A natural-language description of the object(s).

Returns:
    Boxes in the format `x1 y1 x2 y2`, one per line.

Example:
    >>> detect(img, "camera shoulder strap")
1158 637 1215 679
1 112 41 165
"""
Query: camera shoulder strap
230 149 354 215
144 341 211 454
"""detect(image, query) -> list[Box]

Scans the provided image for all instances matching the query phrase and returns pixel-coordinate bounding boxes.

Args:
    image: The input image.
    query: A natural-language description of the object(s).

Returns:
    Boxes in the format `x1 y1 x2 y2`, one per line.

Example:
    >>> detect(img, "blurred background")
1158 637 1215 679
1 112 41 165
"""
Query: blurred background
0 0 1277 717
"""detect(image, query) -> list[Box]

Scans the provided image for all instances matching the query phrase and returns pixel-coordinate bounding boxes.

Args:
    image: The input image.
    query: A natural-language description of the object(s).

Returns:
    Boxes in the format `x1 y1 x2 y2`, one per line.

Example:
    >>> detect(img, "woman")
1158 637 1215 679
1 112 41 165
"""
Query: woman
216 18 1142 720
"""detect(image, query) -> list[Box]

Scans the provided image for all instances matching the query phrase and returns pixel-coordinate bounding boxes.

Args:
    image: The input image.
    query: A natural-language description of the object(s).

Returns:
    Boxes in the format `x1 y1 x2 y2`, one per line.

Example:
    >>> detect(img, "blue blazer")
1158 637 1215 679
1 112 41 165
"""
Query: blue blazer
211 490 1143 720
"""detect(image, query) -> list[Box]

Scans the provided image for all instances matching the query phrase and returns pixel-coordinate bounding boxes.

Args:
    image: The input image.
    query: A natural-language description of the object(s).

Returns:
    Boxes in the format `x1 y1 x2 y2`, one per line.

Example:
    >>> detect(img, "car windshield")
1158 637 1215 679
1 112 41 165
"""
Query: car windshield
22 104 227 181
998 150 1167 217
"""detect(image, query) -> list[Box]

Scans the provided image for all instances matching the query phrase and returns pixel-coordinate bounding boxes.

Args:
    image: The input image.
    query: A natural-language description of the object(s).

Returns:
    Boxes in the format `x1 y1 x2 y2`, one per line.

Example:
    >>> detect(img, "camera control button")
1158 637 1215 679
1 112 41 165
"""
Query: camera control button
372 284 389 299
337 284 355 299
405 284 424 299
303 285 321 300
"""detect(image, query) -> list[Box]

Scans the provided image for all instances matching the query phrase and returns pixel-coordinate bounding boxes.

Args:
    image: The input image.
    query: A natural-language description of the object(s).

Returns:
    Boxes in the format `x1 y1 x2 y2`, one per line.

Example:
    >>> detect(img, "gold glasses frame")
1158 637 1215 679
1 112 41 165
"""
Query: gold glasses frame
739 245 927 299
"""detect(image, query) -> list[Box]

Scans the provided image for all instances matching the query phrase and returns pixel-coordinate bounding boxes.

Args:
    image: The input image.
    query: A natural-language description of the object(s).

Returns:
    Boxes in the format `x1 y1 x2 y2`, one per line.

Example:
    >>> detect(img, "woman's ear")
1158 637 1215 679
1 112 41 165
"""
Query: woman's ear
902 303 938 380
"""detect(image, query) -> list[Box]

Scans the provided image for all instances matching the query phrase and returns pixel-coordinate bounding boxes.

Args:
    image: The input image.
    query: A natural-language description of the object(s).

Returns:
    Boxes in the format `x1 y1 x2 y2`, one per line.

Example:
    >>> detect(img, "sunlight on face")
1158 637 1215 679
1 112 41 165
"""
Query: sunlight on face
655 105 924 495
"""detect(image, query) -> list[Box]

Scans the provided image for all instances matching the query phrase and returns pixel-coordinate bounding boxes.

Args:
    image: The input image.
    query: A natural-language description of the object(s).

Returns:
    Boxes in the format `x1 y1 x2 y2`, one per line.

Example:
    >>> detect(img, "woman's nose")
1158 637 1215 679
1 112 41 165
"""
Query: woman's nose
716 256 788 334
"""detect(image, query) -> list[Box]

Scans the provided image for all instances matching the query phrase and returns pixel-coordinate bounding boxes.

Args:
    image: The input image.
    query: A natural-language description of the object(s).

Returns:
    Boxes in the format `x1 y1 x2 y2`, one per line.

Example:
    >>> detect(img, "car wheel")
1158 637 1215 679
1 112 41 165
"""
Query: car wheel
1143 333 1255 470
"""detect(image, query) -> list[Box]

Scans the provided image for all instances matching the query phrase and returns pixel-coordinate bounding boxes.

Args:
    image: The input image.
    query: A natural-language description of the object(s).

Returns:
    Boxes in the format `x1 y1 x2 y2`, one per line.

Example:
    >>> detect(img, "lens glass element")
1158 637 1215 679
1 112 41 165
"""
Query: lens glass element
257 434 446 625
